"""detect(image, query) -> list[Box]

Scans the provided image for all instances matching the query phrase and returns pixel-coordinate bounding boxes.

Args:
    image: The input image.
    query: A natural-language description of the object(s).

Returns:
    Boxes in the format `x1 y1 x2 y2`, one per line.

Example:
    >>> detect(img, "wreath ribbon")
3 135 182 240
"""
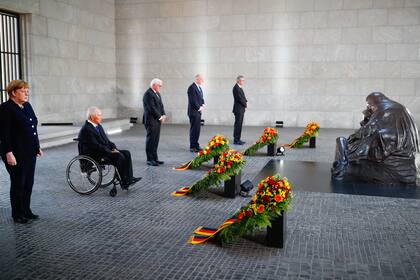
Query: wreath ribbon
189 218 237 245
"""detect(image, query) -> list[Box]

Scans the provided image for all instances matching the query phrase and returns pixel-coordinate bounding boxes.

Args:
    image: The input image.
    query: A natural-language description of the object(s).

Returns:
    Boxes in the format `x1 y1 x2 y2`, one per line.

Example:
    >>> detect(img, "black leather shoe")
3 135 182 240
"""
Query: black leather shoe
25 213 39 220
121 184 129 190
13 217 29 224
234 140 245 145
190 148 199 153
130 177 142 185
147 161 159 166
156 160 164 165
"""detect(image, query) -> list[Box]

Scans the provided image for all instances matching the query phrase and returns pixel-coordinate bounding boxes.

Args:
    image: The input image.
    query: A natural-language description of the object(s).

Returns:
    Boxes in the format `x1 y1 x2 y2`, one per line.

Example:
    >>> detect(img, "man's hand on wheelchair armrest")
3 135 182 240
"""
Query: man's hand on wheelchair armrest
111 149 120 153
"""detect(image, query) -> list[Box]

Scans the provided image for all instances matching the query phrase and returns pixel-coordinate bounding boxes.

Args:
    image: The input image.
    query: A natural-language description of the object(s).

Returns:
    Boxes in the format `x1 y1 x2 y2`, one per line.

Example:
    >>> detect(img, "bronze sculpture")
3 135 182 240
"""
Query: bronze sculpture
332 92 420 184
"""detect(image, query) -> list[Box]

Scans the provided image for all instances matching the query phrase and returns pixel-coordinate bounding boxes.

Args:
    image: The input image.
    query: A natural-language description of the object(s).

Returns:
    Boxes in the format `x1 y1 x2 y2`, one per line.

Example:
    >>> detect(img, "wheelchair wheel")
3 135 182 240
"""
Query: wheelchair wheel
99 164 117 188
66 155 102 195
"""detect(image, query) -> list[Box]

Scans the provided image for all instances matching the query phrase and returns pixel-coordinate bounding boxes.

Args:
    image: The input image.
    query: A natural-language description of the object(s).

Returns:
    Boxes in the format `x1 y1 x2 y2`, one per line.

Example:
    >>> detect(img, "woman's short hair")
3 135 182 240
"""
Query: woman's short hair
6 80 29 96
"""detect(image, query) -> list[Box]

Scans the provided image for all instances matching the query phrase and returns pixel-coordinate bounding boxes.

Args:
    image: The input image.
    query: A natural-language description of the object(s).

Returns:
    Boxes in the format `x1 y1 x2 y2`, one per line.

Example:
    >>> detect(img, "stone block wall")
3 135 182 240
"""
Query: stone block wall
116 0 420 128
0 0 117 123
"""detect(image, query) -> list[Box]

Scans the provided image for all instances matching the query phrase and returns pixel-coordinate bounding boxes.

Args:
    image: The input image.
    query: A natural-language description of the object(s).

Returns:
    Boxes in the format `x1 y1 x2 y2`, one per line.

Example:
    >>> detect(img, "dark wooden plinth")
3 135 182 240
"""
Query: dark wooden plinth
224 172 241 198
213 155 219 165
309 137 316 148
266 211 286 248
267 143 276 156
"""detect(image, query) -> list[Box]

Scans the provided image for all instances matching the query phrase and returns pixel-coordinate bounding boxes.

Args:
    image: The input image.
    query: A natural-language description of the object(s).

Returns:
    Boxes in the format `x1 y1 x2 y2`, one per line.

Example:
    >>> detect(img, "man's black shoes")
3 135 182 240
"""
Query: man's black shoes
130 177 142 184
25 213 39 220
156 160 164 165
147 161 159 166
13 217 29 224
190 148 202 153
233 140 246 145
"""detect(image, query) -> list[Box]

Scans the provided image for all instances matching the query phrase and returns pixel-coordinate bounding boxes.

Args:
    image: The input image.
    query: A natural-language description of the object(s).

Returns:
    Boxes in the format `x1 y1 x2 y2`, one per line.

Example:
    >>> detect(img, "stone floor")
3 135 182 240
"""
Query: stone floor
0 124 419 280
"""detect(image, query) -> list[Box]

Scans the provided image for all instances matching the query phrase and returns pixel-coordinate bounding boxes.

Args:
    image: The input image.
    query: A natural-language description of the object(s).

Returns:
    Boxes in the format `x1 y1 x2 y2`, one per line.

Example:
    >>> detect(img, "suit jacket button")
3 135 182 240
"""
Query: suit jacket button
33 132 37 135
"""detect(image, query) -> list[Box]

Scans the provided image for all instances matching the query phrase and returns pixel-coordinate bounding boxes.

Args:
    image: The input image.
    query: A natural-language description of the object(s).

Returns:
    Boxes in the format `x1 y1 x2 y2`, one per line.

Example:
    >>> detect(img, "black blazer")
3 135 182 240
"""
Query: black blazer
77 121 116 159
143 88 165 126
0 100 40 158
187 83 205 116
232 84 247 114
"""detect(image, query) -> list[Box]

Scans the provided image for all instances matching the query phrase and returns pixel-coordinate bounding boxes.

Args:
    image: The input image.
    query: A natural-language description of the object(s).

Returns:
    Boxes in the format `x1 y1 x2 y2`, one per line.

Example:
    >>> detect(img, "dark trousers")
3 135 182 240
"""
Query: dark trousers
109 150 133 184
145 122 161 161
189 113 201 149
3 156 37 219
233 111 245 142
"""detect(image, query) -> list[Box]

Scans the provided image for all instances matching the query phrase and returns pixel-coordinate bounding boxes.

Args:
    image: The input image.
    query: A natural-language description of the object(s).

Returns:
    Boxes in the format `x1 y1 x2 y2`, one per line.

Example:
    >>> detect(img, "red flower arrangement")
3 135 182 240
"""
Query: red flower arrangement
288 122 320 148
189 174 292 244
172 150 245 196
175 135 229 170
244 127 278 156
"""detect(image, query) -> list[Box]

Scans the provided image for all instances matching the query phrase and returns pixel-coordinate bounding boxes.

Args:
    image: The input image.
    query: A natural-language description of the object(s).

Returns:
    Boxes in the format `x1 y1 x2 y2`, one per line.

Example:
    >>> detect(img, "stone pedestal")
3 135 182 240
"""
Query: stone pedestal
266 211 286 248
267 143 276 156
309 137 316 148
224 172 241 198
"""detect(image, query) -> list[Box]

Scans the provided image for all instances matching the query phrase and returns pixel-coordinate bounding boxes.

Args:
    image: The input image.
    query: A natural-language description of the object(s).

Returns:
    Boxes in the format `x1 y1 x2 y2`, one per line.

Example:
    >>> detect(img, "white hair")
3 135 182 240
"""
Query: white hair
194 74 202 80
150 78 162 88
86 106 100 119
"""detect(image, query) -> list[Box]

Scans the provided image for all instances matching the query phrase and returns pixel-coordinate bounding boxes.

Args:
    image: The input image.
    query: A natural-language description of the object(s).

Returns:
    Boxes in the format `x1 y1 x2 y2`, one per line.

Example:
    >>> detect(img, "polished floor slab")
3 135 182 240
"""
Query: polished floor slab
254 159 420 199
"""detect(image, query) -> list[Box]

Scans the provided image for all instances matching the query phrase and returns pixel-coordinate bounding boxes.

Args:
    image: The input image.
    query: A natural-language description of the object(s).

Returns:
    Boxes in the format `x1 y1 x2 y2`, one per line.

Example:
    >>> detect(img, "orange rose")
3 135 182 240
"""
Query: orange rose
274 194 282 202
238 212 245 221
257 204 265 213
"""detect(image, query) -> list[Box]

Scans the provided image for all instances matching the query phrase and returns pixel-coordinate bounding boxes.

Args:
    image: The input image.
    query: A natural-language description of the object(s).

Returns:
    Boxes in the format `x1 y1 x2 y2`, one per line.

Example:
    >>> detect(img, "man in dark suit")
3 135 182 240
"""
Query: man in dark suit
232 75 247 145
78 107 141 189
0 80 43 224
187 74 205 152
143 78 166 166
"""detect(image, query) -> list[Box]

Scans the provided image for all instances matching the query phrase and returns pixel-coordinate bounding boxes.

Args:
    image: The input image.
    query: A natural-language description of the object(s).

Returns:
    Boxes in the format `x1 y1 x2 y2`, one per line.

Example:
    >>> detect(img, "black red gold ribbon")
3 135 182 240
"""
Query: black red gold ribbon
189 218 237 244
174 160 193 171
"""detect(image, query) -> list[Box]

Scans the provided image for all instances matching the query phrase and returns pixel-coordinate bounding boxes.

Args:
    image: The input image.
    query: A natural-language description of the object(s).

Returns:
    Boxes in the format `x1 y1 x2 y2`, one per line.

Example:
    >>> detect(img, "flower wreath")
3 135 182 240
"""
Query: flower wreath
189 174 292 244
288 122 320 148
244 127 278 156
175 135 229 170
172 150 245 196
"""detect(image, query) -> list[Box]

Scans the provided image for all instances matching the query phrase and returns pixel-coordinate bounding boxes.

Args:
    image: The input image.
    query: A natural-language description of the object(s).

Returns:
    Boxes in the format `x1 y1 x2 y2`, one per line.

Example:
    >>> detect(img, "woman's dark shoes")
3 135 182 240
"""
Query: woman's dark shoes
13 217 29 224
25 213 39 220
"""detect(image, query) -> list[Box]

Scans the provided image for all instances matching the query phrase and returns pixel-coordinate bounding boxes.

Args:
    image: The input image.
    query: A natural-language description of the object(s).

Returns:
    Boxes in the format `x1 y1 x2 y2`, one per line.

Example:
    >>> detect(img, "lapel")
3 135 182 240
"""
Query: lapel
87 122 106 144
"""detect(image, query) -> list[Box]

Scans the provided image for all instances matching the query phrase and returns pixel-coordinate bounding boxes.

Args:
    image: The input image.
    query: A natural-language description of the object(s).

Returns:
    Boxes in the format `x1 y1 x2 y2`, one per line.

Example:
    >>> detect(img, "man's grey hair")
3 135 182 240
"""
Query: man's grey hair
236 75 245 81
150 78 162 87
195 74 202 80
87 106 100 119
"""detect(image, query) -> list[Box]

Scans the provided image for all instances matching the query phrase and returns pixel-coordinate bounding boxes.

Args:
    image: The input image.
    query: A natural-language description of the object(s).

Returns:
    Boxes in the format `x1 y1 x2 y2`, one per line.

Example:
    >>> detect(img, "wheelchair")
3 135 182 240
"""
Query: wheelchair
65 139 122 197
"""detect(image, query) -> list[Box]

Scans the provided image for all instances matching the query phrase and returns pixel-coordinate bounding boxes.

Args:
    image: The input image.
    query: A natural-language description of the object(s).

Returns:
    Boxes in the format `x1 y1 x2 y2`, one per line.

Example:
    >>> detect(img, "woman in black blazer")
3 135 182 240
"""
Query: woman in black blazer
0 80 43 224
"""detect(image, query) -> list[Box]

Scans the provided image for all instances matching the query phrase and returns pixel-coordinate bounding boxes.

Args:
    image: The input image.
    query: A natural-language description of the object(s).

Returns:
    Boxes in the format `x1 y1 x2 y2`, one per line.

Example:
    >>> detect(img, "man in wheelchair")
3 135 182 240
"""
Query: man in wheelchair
78 107 141 190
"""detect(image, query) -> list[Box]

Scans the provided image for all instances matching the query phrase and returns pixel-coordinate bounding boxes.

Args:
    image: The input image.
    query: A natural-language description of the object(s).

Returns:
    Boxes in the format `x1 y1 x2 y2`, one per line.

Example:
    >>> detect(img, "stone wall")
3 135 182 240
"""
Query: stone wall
115 0 420 128
0 0 117 123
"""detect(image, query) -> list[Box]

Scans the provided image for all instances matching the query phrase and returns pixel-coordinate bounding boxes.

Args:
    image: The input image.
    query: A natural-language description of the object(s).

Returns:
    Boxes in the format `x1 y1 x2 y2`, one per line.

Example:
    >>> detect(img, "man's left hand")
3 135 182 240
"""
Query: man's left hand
37 149 44 157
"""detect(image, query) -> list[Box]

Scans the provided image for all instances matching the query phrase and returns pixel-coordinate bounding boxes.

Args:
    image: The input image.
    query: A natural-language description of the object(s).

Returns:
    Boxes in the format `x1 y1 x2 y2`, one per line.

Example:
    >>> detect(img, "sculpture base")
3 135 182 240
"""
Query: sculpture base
267 143 276 156
266 211 286 248
224 172 241 198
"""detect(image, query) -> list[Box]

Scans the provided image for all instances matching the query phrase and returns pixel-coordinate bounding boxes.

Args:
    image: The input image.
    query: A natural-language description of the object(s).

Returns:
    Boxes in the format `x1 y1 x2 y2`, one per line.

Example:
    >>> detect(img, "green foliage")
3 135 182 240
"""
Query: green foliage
218 198 291 244
188 160 244 195
190 145 229 168
244 134 278 156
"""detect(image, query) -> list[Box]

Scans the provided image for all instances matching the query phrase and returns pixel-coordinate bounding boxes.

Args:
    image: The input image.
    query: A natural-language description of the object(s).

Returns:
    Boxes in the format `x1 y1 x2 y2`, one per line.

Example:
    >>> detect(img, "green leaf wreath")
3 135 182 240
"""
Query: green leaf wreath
288 122 320 148
172 150 245 196
189 175 292 244
189 174 292 245
175 135 229 170
244 127 278 156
